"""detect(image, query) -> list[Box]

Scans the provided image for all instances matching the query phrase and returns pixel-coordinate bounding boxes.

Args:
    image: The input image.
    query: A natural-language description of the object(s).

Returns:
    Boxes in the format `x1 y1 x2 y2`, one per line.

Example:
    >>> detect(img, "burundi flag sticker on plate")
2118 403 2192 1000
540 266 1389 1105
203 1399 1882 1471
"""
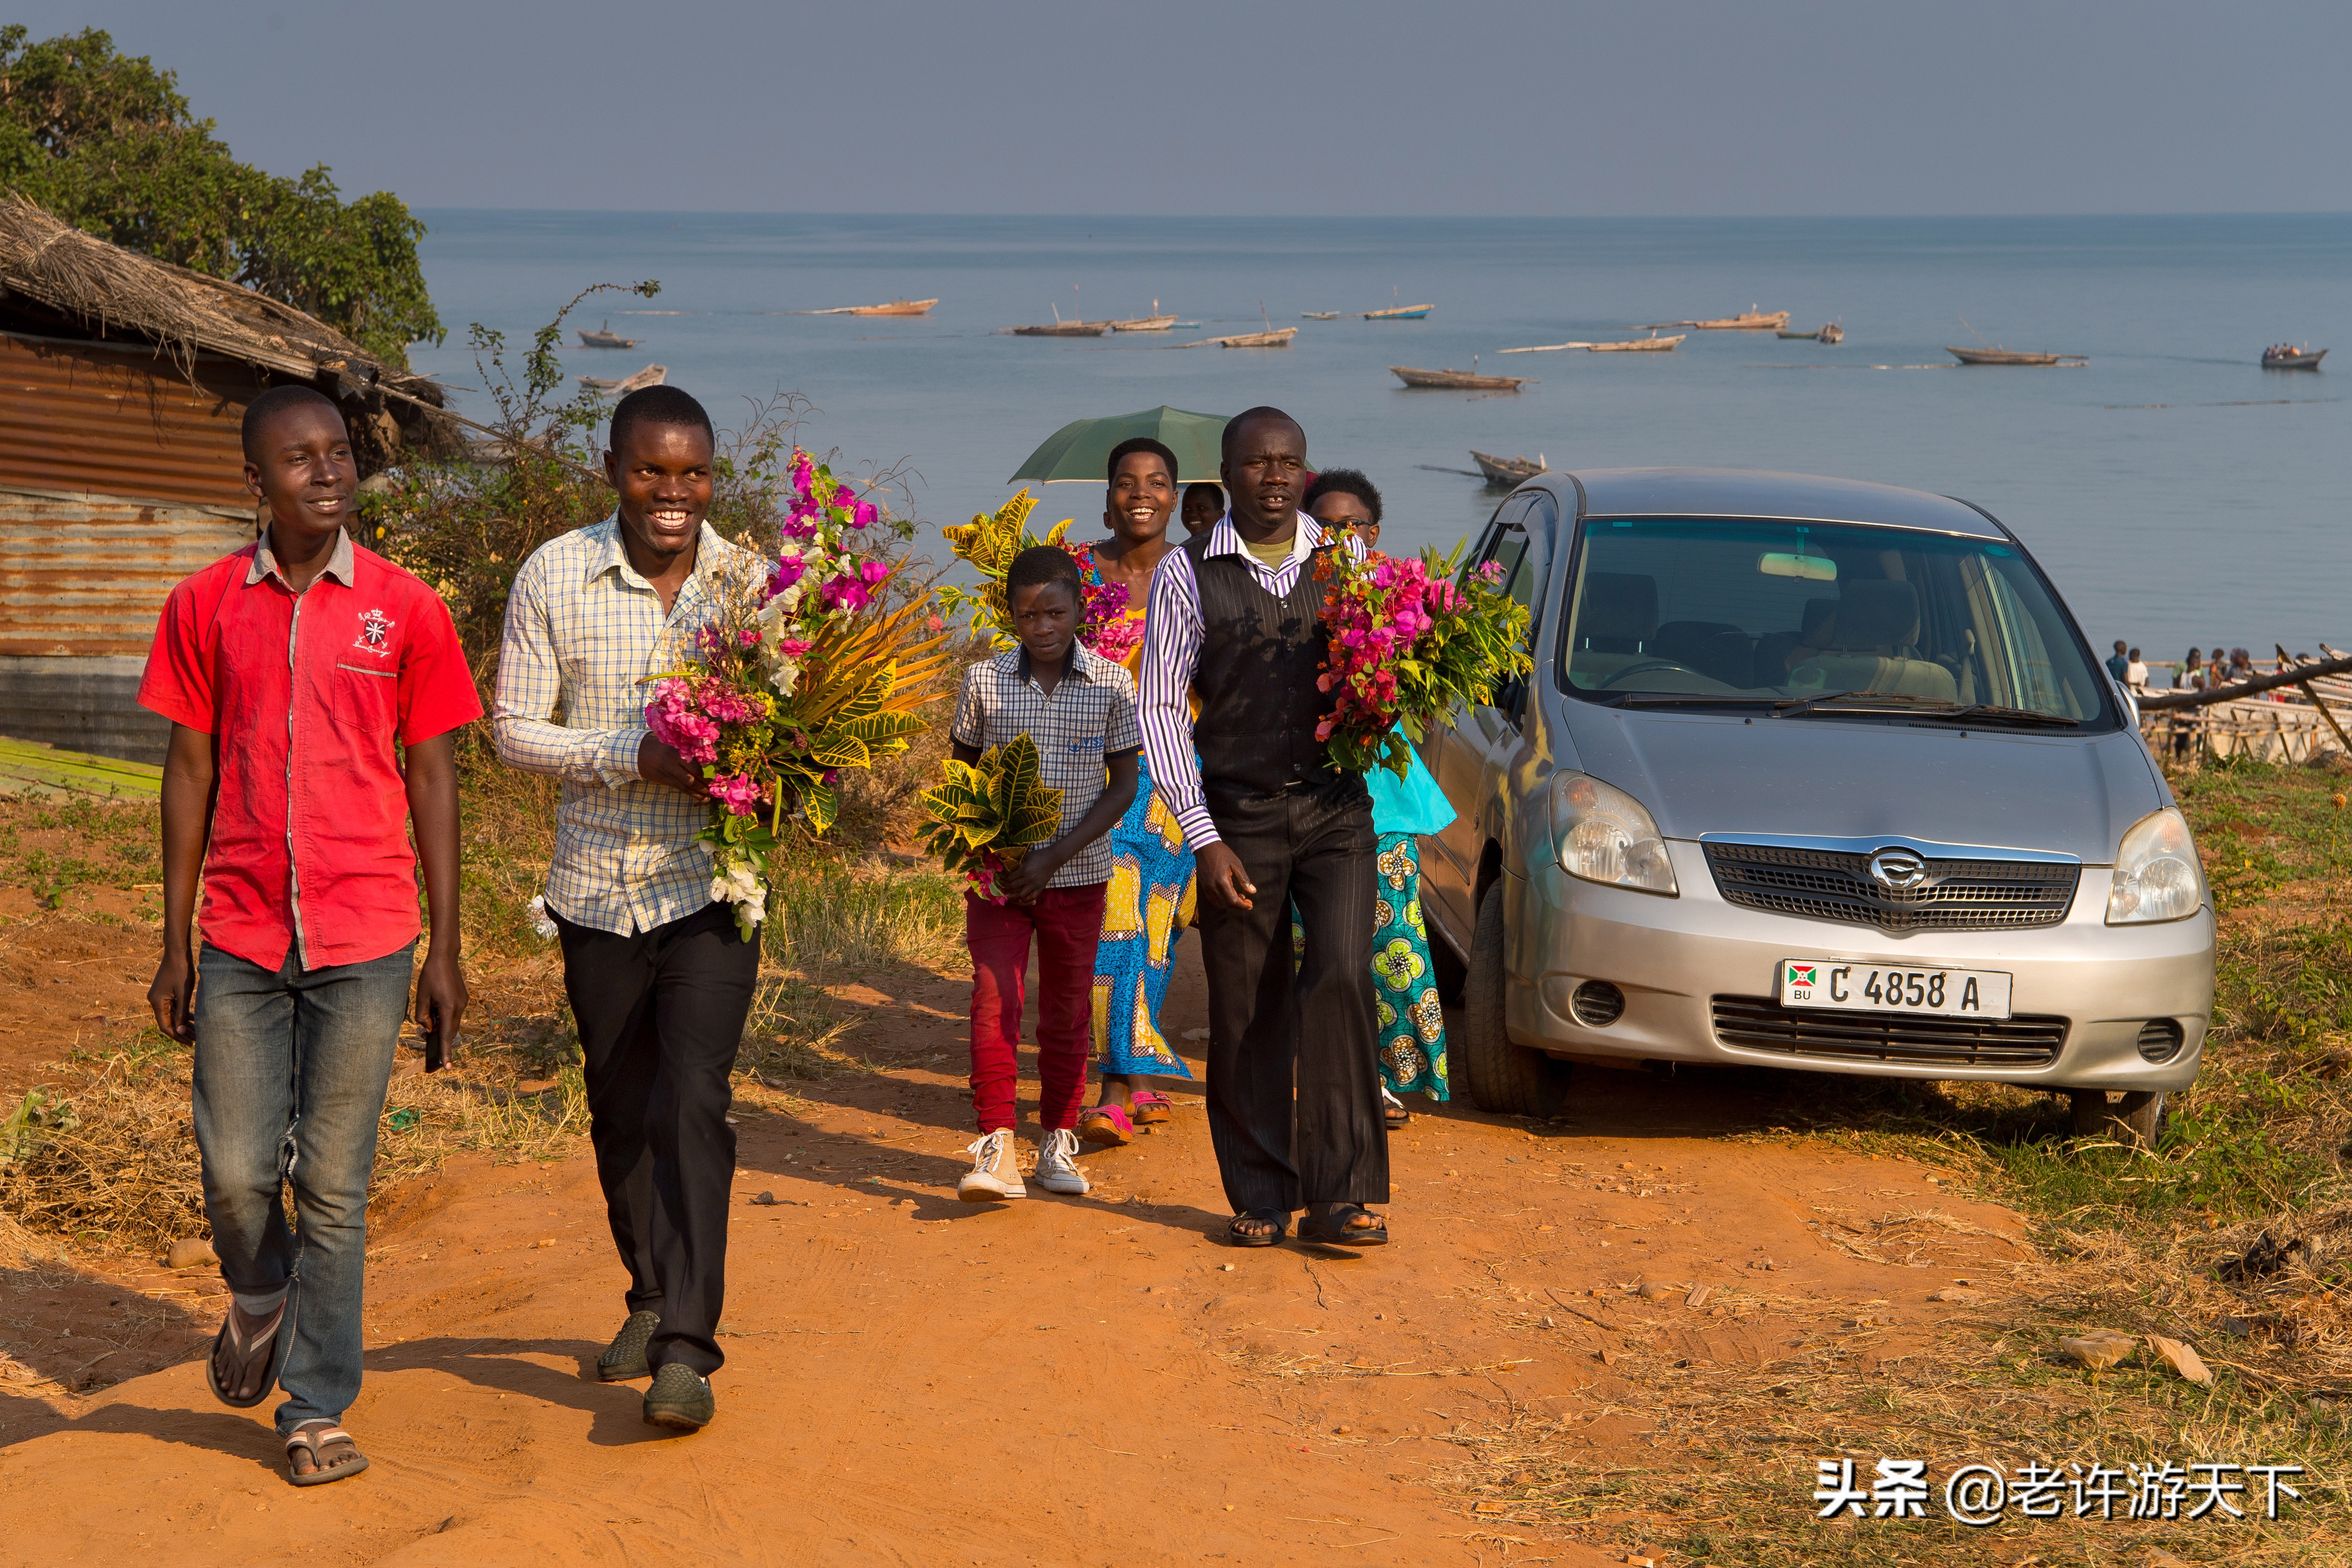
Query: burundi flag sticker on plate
1783 961 1819 1002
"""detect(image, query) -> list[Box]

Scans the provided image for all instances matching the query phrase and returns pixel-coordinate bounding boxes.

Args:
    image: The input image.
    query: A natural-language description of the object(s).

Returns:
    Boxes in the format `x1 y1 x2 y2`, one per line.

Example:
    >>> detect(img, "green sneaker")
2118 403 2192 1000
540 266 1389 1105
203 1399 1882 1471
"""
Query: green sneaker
596 1310 661 1382
642 1362 715 1431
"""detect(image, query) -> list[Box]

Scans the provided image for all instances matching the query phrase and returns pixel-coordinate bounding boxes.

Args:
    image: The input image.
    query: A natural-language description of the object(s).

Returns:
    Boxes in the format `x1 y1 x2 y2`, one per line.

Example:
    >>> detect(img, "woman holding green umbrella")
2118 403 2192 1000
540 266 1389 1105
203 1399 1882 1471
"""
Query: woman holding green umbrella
1078 437 1198 1145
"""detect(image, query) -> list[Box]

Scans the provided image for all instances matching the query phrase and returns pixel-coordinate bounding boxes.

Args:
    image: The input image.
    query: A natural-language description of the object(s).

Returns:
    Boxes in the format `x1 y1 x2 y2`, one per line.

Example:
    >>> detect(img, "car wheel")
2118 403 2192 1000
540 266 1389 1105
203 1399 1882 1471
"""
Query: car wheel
1461 880 1568 1118
2068 1088 2167 1149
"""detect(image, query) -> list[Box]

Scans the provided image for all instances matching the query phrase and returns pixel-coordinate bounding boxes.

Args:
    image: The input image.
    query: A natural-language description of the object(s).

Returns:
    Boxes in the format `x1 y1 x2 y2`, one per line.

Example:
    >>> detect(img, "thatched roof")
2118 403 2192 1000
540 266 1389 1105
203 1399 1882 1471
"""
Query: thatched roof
0 194 438 401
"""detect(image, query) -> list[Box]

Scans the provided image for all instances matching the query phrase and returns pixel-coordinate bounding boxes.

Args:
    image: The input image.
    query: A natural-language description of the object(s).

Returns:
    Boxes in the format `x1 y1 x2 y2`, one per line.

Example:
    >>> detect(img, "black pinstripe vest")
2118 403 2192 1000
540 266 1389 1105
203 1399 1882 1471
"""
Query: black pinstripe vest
1182 530 1344 807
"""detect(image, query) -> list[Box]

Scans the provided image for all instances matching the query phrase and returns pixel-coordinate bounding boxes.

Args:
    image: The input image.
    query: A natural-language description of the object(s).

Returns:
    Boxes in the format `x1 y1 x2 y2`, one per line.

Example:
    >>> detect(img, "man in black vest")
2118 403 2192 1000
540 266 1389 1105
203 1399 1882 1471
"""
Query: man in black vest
1136 407 1390 1247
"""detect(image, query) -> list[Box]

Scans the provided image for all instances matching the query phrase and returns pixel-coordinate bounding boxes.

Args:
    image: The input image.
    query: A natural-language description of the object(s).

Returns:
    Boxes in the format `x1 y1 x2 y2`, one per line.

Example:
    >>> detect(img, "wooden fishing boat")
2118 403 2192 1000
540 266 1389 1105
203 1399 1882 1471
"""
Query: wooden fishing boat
1471 449 1547 484
1497 331 1684 354
580 363 666 394
1010 320 1106 337
1110 299 1178 332
1301 310 1342 320
1642 307 1788 331
1778 322 1843 342
1364 303 1434 320
576 321 638 348
1945 346 2087 366
1392 365 1529 391
2262 344 2327 370
842 299 938 316
1212 328 1297 348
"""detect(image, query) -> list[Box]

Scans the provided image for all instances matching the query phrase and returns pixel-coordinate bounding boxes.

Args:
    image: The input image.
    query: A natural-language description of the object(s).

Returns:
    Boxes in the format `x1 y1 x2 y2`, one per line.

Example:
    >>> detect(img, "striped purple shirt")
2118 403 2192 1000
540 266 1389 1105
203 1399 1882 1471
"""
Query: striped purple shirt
1138 512 1362 851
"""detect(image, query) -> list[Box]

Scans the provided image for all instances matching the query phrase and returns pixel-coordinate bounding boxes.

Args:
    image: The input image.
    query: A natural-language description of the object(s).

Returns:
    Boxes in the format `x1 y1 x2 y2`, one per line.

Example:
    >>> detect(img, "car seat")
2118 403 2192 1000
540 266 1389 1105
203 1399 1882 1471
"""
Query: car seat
1790 579 1958 701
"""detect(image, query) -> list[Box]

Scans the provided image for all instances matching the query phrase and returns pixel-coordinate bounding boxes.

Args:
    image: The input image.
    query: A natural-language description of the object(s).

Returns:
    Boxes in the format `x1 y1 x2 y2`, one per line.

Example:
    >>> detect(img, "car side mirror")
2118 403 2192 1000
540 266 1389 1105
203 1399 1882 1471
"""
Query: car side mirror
1496 674 1529 722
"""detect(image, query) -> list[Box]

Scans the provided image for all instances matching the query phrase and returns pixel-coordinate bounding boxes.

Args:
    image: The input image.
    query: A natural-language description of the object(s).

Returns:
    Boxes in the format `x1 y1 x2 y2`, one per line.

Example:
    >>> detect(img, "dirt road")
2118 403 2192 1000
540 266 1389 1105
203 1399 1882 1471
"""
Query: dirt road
0 941 2033 1567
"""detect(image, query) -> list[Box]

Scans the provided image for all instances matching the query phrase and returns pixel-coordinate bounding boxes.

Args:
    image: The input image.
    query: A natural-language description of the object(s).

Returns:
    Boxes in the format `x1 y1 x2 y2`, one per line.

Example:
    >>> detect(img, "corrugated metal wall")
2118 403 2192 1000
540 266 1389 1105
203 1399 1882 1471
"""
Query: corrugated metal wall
0 330 260 756
0 490 252 658
0 331 266 510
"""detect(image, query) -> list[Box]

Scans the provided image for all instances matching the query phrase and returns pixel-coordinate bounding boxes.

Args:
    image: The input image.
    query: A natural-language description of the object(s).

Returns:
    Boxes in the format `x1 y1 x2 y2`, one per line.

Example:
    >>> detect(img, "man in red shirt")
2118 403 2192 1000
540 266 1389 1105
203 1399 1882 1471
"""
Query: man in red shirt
140 384 481 1487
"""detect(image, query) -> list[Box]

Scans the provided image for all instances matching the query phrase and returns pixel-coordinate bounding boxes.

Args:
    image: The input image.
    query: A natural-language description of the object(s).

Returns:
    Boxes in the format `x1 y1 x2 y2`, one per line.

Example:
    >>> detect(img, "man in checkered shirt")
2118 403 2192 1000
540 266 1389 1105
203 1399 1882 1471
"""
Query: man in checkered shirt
491 385 758 1434
949 546 1141 1203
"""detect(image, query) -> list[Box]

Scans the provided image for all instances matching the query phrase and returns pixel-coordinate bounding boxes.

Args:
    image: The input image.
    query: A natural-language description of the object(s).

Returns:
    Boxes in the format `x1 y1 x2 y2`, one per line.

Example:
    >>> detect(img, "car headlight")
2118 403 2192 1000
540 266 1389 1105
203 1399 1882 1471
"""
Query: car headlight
1549 770 1678 895
2106 806 2203 924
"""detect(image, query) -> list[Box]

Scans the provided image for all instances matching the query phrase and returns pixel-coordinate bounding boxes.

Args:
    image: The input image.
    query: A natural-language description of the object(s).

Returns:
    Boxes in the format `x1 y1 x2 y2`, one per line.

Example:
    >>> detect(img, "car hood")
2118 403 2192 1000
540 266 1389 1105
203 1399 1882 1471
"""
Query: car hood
1556 707 2163 863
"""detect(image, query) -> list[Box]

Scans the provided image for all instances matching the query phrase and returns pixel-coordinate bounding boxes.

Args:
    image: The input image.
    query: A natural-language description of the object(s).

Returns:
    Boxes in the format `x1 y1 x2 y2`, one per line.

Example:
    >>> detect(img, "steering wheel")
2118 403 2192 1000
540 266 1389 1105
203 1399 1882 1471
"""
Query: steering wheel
1598 659 1704 689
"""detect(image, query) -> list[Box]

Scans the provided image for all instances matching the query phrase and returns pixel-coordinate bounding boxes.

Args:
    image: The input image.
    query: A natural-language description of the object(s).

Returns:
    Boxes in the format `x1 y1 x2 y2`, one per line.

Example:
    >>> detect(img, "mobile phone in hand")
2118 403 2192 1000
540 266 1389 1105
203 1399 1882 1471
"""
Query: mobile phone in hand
425 1004 452 1073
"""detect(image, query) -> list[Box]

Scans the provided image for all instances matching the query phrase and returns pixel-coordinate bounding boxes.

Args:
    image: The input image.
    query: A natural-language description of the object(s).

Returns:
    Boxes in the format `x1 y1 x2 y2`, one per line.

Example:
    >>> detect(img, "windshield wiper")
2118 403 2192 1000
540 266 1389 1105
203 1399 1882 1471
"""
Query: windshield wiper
1587 691 1777 708
1772 691 2080 728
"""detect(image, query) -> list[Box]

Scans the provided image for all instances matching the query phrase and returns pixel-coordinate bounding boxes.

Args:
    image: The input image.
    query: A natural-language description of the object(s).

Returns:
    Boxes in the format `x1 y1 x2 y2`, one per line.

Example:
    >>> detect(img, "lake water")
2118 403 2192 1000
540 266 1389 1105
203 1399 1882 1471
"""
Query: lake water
410 212 2352 668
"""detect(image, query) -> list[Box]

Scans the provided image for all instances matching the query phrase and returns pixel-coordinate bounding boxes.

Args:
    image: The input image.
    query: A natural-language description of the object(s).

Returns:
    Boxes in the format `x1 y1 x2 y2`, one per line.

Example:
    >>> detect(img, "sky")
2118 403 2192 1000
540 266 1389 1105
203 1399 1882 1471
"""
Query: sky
27 1 2352 216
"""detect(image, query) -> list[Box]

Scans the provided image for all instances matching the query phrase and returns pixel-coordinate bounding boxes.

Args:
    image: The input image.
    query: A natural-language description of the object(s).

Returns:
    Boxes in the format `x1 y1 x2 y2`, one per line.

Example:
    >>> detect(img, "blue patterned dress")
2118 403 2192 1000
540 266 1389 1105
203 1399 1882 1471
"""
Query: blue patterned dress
1091 750 1198 1078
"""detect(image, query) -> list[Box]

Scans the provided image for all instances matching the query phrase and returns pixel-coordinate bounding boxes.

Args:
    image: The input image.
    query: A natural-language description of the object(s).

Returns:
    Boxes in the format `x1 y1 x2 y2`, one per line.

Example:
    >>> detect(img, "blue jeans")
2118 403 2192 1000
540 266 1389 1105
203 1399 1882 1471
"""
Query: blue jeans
191 940 413 1433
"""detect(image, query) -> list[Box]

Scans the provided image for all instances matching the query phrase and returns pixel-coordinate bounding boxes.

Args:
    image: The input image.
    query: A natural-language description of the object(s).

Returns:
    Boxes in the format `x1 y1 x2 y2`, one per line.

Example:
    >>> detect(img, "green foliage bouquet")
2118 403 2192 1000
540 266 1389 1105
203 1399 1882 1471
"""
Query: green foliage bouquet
917 734 1066 904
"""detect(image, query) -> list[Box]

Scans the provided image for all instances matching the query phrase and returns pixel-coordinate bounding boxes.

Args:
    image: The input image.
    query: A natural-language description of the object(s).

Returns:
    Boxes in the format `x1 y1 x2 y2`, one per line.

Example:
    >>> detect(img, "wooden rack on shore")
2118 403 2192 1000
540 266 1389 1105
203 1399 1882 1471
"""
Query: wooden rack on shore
2135 648 2352 764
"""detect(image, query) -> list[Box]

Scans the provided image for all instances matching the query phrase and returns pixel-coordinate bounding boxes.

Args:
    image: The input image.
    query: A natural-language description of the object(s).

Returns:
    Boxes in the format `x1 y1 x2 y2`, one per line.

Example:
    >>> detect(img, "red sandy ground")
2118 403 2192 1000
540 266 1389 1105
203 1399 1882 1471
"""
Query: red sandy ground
0 941 2030 1567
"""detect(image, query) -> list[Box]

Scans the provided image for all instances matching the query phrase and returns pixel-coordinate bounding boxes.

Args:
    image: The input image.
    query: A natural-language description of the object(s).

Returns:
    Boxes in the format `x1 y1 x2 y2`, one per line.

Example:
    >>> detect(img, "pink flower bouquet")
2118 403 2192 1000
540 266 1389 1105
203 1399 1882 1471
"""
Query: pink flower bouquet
1312 538 1532 778
643 450 951 935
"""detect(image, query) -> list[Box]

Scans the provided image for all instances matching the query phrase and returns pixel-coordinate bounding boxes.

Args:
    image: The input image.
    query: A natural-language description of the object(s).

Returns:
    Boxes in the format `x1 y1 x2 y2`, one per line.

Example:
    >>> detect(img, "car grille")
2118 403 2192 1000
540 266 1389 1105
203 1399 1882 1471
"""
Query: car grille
1702 841 2078 932
1711 994 2067 1068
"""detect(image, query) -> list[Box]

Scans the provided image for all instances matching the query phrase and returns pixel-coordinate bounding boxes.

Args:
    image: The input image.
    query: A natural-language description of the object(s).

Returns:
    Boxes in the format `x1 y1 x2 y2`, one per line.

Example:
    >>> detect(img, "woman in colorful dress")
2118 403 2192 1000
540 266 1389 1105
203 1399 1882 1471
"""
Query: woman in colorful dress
1303 469 1453 1128
1078 438 1198 1147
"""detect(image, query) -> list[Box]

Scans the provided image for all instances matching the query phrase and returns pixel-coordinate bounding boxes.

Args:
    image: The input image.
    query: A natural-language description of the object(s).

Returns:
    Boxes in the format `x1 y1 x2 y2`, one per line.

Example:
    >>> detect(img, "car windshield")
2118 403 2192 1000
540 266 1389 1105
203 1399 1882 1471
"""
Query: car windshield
1556 517 2114 726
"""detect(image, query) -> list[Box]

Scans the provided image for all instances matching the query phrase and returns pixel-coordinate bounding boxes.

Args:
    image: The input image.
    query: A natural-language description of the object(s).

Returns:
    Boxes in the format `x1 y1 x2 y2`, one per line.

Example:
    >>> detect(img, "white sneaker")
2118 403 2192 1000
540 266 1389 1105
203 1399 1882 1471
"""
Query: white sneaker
1031 1128 1090 1196
958 1129 1026 1202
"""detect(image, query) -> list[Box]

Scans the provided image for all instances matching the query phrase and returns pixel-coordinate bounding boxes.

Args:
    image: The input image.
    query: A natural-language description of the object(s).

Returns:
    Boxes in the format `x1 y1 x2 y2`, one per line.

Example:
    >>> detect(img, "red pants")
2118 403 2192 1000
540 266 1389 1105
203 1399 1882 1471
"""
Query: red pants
965 883 1107 1134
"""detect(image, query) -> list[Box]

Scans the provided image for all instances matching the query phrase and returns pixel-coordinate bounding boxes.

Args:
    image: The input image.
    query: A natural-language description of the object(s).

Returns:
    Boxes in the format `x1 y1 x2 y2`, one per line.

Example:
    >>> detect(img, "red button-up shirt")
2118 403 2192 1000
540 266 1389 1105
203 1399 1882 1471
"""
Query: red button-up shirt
138 530 483 971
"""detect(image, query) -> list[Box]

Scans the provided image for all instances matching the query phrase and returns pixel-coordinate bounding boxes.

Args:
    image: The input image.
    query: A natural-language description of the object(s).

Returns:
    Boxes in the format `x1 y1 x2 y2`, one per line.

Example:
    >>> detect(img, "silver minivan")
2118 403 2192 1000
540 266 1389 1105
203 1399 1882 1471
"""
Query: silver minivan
1418 469 2212 1144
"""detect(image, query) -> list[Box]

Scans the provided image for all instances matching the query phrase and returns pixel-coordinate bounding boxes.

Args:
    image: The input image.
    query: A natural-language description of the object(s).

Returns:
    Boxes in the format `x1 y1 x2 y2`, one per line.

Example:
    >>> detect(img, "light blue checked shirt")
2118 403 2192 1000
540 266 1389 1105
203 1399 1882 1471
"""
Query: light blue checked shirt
492 515 761 935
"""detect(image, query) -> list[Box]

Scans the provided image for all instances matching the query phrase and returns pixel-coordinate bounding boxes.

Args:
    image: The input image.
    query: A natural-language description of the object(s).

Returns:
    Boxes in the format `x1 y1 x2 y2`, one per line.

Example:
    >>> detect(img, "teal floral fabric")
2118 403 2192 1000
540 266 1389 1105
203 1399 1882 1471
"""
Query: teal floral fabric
1286 830 1449 1099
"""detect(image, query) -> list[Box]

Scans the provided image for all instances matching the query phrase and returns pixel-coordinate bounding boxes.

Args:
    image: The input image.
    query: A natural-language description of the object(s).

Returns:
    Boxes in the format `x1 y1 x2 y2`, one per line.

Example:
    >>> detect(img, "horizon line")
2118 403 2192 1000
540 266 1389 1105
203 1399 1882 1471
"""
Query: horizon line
406 206 2352 222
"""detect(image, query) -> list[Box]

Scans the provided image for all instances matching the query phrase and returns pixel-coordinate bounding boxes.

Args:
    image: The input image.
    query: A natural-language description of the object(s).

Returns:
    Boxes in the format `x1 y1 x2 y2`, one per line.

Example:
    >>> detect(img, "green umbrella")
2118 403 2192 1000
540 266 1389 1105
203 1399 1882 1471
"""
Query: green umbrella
1007 406 1233 485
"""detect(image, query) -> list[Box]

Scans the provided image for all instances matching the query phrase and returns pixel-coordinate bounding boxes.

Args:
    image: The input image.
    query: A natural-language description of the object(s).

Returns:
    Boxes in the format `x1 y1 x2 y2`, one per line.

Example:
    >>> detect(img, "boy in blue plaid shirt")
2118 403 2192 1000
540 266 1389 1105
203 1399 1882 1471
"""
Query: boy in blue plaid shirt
949 548 1139 1201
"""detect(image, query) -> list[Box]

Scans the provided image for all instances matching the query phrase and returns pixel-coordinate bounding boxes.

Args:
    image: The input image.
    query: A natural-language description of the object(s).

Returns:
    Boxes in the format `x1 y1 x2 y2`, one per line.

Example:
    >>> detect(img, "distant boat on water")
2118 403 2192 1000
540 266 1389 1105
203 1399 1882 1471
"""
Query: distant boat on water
1471 449 1547 484
1778 322 1843 343
1946 346 2087 366
577 321 638 348
1642 307 1789 330
1301 310 1343 320
1204 328 1297 348
1392 364 1530 391
1364 303 1434 320
1010 303 1106 337
580 363 666 394
2262 344 2326 370
1110 299 1179 331
1498 331 1682 354
800 298 939 316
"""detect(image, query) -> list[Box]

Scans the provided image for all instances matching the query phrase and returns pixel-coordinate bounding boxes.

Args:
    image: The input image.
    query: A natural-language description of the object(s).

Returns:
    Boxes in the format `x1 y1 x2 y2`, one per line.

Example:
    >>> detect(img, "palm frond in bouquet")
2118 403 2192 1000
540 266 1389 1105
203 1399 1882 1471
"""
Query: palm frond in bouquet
936 489 1139 661
917 732 1066 903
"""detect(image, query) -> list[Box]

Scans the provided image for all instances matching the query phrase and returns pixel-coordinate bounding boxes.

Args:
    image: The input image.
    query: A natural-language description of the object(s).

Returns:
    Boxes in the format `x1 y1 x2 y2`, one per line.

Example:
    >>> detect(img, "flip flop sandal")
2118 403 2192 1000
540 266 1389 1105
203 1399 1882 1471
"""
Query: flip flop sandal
206 1286 294 1410
284 1425 369 1487
1383 1100 1412 1131
1078 1105 1135 1147
1227 1209 1289 1248
1296 1205 1389 1247
1128 1091 1175 1127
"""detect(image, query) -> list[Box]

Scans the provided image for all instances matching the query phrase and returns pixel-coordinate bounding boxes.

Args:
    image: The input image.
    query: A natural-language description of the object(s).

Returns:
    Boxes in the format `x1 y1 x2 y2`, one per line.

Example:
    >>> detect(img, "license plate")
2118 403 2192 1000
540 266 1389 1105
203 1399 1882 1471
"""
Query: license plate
1777 959 2013 1019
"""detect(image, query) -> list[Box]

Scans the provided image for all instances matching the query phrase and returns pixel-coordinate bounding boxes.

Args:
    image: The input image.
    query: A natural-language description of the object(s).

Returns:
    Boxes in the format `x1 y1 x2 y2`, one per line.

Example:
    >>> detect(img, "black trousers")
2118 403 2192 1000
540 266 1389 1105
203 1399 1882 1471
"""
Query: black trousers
1196 779 1390 1215
553 900 760 1377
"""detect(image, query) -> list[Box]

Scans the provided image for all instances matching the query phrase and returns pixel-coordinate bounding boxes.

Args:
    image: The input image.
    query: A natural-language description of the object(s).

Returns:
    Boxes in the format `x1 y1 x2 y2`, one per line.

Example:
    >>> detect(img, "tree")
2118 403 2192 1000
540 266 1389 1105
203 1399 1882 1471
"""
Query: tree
0 25 441 364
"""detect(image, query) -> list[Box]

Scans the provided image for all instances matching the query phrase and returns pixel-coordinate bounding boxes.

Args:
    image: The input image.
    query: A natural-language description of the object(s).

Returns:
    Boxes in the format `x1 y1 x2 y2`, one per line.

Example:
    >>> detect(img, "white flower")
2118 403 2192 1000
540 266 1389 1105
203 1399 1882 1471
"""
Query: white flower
710 862 766 910
529 894 558 940
766 655 801 697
